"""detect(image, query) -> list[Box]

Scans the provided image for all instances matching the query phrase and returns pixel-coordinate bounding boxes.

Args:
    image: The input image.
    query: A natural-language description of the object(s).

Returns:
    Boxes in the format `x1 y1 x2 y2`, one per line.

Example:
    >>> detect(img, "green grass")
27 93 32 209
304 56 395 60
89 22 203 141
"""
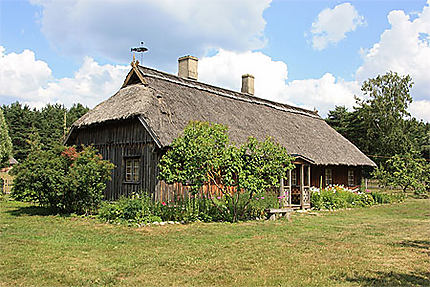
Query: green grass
0 198 429 286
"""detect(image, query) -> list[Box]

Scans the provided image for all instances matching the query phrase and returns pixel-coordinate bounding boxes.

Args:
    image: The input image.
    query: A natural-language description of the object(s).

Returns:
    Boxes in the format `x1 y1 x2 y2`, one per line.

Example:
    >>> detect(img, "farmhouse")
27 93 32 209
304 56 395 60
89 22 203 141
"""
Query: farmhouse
66 56 376 209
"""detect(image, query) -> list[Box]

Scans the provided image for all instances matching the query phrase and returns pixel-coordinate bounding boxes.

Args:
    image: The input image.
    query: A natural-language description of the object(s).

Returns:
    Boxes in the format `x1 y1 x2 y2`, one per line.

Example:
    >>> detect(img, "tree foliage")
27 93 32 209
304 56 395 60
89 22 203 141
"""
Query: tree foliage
355 72 414 160
0 108 12 167
1 102 89 161
158 121 295 222
11 145 114 214
326 72 429 168
373 153 429 194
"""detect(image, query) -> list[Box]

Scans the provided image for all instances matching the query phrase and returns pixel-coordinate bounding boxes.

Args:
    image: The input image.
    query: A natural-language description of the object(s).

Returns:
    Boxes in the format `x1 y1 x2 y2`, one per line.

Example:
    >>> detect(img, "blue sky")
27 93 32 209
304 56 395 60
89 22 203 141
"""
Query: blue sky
1 0 429 121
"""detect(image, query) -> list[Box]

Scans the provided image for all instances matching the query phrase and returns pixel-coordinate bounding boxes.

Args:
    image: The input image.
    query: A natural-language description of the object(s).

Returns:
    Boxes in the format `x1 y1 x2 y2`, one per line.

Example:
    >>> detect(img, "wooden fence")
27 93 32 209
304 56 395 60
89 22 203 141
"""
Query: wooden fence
156 181 278 202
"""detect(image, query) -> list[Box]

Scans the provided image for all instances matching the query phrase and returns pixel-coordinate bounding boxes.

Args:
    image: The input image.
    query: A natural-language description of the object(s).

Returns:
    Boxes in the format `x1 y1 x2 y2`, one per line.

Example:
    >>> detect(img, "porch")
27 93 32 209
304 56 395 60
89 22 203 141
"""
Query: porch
279 156 313 210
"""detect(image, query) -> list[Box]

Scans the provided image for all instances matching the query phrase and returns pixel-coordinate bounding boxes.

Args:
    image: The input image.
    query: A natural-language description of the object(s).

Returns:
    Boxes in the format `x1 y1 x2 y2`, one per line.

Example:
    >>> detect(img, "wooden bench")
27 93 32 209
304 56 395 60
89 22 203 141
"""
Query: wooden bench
265 208 294 221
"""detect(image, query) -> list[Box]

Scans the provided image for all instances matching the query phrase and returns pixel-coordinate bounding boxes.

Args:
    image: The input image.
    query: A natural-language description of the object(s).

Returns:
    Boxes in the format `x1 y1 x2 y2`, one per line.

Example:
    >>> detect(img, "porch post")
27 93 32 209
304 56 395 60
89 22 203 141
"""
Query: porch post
279 177 284 207
300 164 304 209
307 165 311 187
288 169 292 206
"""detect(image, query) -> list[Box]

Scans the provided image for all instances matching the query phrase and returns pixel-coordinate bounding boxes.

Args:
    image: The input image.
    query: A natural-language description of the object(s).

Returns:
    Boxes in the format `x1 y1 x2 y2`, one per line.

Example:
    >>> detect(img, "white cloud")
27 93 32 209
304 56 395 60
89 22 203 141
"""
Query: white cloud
0 46 52 102
1 46 357 117
311 3 365 50
199 49 288 103
30 0 271 69
409 100 430 122
0 46 129 108
200 50 359 116
356 0 430 122
283 74 360 114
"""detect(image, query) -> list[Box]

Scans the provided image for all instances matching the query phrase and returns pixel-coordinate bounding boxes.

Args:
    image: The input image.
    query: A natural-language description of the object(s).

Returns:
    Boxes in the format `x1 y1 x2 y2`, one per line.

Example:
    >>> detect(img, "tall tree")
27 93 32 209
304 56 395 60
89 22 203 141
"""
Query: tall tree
355 72 414 163
2 102 35 161
0 108 13 167
2 102 89 161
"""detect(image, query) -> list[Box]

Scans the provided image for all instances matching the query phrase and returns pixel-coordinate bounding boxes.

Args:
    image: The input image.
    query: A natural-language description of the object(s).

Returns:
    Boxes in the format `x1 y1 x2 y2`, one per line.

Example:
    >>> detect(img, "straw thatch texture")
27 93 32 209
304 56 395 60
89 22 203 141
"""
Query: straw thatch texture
73 66 375 167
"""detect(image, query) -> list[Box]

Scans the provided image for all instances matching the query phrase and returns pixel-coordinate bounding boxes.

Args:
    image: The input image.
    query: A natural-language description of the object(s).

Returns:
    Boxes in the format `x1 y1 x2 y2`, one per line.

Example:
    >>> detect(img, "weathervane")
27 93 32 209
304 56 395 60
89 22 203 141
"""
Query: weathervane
131 41 148 66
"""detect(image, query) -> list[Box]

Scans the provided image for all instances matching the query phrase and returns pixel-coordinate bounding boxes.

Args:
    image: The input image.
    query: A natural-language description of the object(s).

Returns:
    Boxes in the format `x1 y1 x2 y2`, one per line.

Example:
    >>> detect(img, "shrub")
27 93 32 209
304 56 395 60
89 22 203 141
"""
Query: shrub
12 145 113 214
97 191 281 225
370 191 405 204
311 185 405 210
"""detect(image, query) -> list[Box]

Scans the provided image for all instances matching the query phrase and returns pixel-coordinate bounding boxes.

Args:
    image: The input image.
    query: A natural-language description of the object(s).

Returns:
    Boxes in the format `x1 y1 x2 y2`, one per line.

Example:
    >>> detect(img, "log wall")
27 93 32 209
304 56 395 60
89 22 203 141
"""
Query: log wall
67 118 159 200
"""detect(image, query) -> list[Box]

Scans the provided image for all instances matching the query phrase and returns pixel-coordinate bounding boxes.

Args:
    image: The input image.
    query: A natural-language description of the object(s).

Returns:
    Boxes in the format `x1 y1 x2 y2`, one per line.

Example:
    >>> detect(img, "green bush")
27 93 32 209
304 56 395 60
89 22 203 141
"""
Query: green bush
311 185 405 210
12 146 113 214
98 191 281 225
371 191 405 204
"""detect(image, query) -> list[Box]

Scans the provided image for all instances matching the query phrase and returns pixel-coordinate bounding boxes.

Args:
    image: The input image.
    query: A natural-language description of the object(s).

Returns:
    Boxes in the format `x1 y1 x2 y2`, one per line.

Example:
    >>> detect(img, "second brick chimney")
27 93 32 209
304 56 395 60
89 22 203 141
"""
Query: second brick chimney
178 55 198 80
241 74 254 95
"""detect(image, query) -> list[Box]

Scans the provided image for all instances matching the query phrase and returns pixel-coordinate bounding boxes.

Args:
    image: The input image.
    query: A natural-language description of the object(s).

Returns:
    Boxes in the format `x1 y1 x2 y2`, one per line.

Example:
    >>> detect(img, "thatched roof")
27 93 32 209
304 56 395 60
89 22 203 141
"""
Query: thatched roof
72 65 375 167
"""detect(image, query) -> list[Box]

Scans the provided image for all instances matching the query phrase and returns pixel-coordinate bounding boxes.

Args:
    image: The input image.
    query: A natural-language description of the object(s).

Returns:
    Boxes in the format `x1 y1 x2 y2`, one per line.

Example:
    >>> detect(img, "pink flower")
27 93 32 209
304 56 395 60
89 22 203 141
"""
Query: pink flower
261 197 265 200
161 202 166 206
217 196 222 200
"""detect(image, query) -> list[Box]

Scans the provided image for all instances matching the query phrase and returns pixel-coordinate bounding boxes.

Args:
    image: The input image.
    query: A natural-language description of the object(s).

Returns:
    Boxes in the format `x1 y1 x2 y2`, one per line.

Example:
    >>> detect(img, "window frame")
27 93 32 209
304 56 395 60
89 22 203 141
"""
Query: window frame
124 156 141 184
325 168 333 186
291 168 298 186
348 169 355 187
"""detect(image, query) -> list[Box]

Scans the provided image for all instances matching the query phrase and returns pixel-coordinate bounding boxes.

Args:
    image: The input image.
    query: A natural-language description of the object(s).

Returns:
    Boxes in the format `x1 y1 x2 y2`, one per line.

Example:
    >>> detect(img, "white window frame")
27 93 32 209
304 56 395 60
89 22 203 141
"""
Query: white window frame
348 169 355 187
125 157 141 183
325 168 333 186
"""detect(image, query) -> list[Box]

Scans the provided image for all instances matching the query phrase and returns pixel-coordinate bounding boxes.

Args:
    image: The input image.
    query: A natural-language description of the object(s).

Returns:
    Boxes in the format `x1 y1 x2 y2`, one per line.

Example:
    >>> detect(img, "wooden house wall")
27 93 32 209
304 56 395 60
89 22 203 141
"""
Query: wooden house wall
311 165 362 188
67 118 159 200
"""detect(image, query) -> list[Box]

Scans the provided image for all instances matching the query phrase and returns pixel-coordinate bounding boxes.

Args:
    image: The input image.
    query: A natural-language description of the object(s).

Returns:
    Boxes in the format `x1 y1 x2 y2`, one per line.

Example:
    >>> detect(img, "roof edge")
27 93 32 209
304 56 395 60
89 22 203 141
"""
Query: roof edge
137 116 162 148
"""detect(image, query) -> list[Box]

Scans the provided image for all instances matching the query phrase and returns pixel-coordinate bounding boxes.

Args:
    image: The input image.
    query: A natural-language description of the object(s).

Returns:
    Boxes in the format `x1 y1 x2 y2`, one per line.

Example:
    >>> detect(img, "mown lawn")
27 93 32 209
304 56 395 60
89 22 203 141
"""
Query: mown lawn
0 198 429 287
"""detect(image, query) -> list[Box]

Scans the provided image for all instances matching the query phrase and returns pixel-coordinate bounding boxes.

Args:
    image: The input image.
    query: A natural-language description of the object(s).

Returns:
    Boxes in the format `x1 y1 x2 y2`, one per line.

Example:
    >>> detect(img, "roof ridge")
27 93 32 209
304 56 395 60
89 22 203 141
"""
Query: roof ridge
138 65 321 120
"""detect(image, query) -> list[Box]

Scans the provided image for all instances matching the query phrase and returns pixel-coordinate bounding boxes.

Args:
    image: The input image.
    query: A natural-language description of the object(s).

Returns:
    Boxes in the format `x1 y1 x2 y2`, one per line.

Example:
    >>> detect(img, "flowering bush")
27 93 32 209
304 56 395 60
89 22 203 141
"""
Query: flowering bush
311 185 404 210
12 145 113 214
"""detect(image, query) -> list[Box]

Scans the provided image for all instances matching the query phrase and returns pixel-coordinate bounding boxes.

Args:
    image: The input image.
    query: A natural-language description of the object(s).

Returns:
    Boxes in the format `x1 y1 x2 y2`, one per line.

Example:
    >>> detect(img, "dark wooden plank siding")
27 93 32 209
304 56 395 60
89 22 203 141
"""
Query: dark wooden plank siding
311 165 362 188
66 118 160 200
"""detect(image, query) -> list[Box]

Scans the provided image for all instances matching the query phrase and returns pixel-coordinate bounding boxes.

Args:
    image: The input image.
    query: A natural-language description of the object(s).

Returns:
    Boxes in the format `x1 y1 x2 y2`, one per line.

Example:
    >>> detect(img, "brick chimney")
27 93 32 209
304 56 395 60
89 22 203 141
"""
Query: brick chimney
241 74 254 95
178 55 198 80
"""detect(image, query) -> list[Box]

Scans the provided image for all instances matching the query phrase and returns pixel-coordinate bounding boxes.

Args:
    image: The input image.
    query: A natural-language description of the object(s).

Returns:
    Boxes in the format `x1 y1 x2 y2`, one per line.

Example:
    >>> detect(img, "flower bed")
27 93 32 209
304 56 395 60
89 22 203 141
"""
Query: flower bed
98 192 279 225
310 185 405 210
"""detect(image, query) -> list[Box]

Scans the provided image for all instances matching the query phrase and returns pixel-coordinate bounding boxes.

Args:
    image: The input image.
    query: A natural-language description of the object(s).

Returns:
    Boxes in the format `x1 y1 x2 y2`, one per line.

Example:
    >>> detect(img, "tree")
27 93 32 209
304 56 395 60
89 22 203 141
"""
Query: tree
326 106 352 137
2 102 89 161
354 72 415 164
158 121 295 222
0 108 13 167
373 153 429 194
2 102 36 161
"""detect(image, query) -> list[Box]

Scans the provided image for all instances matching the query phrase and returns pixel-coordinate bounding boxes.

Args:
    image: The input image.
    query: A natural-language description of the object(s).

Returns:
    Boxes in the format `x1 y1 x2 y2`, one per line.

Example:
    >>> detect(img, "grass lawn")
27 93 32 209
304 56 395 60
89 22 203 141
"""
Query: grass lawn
0 198 429 286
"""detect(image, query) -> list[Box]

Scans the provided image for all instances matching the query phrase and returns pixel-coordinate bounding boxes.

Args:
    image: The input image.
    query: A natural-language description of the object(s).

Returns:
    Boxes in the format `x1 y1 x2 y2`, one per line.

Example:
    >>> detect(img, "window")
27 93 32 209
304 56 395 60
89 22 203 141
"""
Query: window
291 169 297 186
325 168 333 186
348 169 355 186
125 158 140 183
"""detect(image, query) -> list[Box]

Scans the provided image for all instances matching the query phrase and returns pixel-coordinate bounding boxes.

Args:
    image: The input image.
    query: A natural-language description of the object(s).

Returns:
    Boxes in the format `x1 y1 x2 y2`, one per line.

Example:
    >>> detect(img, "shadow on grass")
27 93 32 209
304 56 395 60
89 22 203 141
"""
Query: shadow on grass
6 205 69 217
395 239 430 250
345 240 430 286
346 271 430 287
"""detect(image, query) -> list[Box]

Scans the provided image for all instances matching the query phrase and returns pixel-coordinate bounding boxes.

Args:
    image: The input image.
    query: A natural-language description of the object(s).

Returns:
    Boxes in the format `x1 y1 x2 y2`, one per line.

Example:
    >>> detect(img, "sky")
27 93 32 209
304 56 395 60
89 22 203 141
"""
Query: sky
0 0 429 122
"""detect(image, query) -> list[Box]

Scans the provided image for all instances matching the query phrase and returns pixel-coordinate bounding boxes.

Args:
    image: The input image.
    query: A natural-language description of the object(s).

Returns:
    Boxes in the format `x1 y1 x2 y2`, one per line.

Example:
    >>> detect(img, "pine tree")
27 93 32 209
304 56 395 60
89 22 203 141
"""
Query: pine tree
0 108 13 167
